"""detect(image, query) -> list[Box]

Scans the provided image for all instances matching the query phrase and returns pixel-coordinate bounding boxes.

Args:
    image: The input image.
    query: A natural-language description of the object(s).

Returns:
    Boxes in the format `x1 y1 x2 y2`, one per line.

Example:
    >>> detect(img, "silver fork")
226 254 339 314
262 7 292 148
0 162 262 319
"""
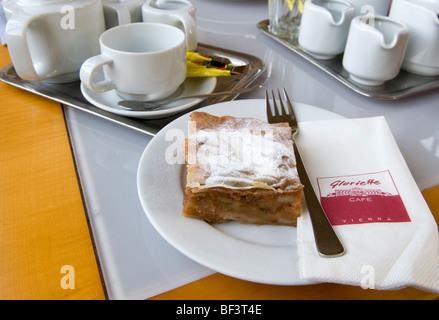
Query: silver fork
266 89 345 257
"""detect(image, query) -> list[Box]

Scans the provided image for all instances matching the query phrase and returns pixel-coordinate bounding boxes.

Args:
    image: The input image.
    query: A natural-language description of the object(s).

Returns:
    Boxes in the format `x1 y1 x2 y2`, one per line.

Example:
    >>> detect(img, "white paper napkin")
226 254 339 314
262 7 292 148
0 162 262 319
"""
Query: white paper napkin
295 116 439 293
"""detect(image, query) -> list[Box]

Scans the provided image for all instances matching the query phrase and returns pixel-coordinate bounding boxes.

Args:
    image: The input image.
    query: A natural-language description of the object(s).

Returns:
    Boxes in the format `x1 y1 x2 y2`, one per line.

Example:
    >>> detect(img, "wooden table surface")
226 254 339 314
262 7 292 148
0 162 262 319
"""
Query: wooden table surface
1 44 438 300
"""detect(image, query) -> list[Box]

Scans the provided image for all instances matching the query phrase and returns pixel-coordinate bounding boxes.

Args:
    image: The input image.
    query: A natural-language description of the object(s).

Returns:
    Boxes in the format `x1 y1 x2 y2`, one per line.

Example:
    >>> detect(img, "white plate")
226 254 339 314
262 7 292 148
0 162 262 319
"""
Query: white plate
80 77 217 119
137 99 344 285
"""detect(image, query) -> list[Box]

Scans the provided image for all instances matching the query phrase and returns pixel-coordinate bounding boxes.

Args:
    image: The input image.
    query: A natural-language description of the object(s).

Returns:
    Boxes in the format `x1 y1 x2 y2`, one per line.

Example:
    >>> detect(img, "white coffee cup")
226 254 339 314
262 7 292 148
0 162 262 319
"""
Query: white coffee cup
4 0 105 83
342 15 409 86
142 0 197 51
80 23 187 101
102 0 145 29
299 0 355 60
389 0 439 76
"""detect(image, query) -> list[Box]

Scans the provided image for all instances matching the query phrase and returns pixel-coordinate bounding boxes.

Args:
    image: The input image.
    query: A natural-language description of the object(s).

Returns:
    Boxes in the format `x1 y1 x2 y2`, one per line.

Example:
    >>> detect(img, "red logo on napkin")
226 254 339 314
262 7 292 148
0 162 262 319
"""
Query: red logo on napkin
317 171 411 226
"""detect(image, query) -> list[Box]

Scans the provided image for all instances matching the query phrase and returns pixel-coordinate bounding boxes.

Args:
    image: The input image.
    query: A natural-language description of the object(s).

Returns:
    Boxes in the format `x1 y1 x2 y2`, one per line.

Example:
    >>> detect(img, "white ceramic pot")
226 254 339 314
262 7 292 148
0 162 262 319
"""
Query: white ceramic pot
142 0 197 51
389 0 439 76
299 0 355 59
4 0 106 82
342 15 409 86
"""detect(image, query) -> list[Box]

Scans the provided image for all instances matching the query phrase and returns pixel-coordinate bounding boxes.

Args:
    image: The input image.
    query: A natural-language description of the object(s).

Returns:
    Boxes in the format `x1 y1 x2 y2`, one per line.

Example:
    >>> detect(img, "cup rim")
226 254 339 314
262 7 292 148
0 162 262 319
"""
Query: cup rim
99 22 186 55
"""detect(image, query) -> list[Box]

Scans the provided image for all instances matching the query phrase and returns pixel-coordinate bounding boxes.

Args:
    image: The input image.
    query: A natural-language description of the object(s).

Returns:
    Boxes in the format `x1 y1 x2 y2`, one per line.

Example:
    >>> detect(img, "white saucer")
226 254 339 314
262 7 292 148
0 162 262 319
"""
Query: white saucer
80 77 217 119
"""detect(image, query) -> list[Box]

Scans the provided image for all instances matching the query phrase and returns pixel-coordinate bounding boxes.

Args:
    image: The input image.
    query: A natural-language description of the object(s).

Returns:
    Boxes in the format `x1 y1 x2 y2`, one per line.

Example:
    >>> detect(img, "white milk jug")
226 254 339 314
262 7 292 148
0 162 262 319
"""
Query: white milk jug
389 0 439 76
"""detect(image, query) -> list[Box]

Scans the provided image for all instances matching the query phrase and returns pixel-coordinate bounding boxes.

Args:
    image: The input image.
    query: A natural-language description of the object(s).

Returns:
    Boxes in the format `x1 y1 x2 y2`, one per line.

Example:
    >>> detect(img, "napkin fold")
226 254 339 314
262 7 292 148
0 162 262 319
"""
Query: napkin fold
296 116 439 293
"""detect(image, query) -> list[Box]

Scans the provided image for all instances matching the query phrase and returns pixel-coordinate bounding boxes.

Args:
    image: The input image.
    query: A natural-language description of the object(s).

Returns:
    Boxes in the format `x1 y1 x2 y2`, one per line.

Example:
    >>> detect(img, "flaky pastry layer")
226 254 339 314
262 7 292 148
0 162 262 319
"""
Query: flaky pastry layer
182 112 303 226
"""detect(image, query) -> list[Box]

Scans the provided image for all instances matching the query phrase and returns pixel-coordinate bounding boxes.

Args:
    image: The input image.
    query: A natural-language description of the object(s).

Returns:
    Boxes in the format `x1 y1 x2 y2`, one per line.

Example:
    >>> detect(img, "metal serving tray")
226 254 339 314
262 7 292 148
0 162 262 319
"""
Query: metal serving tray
0 43 265 136
258 19 439 100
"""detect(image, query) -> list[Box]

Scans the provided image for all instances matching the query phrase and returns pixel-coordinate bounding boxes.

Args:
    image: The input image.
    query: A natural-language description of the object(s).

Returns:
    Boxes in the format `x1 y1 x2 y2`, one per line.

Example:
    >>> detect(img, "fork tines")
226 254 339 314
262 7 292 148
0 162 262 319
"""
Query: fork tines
266 88 297 127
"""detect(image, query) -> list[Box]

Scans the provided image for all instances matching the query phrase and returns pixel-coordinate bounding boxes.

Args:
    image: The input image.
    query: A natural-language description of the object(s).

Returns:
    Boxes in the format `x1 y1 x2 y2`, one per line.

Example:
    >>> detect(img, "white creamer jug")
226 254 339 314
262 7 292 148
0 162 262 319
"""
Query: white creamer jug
4 0 106 82
342 15 409 86
142 0 197 51
389 0 439 76
299 0 355 60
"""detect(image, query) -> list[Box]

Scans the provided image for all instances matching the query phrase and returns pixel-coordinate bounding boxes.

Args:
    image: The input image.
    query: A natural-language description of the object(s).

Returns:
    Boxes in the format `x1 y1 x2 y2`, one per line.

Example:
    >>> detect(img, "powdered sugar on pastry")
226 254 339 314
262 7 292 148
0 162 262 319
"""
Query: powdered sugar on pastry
186 112 301 191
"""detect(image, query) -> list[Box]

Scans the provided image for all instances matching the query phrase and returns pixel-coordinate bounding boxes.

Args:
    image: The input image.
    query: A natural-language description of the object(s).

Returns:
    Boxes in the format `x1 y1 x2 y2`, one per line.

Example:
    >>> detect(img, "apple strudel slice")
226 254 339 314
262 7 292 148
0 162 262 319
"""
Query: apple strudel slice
182 112 303 226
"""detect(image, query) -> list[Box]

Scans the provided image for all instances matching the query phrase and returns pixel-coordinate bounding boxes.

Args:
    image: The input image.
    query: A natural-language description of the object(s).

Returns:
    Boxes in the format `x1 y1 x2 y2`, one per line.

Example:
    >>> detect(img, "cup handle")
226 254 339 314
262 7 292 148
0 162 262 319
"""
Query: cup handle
171 11 197 51
114 5 132 25
80 55 116 92
5 15 41 80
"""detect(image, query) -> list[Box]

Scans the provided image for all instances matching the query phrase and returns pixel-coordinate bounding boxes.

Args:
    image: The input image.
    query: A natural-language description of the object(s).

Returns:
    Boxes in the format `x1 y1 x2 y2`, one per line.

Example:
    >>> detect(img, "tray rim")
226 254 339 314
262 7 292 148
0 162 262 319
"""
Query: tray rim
0 42 266 136
257 19 439 100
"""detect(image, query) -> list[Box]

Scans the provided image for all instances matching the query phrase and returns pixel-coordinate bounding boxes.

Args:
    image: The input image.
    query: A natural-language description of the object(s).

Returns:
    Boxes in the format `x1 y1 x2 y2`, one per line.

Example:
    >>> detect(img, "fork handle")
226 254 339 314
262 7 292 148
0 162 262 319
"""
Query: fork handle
294 142 345 257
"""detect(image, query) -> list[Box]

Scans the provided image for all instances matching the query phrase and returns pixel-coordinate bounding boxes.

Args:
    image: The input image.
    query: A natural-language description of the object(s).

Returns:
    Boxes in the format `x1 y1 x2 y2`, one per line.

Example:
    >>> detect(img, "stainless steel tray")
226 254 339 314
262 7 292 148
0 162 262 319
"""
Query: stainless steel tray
258 19 439 100
0 43 265 136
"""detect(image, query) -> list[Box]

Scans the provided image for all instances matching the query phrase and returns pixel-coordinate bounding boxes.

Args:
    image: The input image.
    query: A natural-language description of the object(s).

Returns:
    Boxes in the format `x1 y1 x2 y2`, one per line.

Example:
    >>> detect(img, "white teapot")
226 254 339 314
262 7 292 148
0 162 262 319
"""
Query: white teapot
389 0 439 76
4 0 106 82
